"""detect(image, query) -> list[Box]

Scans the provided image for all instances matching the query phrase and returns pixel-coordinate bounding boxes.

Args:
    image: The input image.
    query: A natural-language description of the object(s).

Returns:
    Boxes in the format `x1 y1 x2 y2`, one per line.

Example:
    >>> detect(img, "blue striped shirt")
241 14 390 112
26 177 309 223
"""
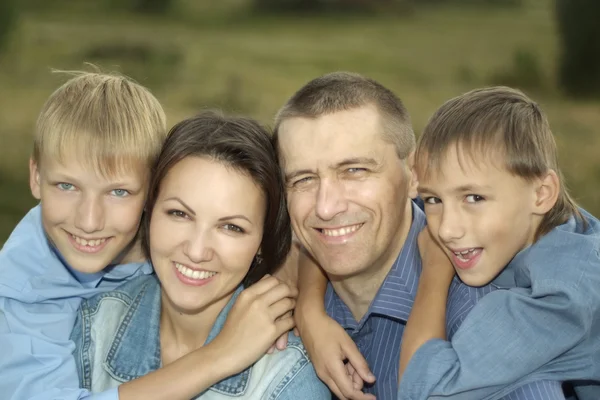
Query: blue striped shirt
324 202 565 400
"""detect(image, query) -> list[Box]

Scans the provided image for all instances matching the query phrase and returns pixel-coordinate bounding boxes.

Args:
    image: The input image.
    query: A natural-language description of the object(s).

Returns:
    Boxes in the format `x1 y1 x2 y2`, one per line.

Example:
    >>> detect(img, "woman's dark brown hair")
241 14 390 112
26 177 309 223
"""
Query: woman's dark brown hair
141 110 291 286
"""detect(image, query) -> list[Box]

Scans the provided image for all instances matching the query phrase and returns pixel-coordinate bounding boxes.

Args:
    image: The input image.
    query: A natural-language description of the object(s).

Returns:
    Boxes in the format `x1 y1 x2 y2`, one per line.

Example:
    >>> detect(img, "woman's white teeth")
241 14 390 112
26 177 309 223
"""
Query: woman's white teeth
322 224 361 237
73 235 106 247
175 263 217 280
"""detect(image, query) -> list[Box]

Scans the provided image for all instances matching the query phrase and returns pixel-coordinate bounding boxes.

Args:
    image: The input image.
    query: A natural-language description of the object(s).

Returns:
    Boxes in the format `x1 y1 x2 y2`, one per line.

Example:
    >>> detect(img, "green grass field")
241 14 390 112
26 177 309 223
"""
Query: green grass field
1 0 598 243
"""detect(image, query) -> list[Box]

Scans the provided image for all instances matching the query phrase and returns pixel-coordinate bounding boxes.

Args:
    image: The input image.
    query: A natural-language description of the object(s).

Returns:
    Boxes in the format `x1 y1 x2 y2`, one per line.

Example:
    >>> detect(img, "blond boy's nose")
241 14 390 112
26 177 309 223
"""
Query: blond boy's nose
438 211 465 243
74 198 105 233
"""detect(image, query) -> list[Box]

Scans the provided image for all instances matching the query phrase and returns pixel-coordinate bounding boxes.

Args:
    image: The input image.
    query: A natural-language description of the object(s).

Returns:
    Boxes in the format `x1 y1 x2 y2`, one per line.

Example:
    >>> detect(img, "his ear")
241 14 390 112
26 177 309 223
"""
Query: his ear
405 151 419 199
29 158 41 200
533 169 560 215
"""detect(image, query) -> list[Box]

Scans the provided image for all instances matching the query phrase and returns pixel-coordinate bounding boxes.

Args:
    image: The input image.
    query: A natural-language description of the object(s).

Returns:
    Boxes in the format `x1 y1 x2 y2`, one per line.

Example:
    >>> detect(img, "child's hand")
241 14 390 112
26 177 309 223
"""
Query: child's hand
210 275 297 375
297 311 376 400
418 227 455 283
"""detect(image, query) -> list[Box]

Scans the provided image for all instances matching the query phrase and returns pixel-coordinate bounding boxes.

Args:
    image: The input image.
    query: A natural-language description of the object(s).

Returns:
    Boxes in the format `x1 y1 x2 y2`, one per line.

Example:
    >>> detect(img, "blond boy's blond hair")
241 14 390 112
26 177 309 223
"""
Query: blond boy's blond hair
33 70 167 176
416 86 584 241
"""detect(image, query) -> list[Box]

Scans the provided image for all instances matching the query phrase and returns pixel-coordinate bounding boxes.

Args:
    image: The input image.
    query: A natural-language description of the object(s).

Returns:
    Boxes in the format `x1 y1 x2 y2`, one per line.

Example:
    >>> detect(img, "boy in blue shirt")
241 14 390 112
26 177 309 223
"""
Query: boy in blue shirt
398 86 600 399
0 71 167 400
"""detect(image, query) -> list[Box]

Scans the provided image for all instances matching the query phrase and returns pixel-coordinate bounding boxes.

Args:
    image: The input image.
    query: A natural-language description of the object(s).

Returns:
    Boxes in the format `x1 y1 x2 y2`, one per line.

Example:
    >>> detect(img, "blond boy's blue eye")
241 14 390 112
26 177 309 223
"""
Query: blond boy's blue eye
57 183 75 191
111 189 130 197
465 194 484 203
424 196 441 204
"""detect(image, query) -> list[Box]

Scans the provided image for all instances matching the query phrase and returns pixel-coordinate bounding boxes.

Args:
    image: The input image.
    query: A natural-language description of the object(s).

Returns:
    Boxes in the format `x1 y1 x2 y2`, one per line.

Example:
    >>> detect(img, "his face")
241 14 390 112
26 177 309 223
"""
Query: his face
417 147 539 287
277 105 417 279
30 156 148 273
149 157 265 315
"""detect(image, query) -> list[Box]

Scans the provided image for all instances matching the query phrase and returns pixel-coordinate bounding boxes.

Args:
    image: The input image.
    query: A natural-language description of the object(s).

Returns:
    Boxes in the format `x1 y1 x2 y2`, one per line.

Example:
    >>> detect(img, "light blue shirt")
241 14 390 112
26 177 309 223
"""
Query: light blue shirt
0 205 153 400
71 274 330 399
324 202 564 400
399 209 600 400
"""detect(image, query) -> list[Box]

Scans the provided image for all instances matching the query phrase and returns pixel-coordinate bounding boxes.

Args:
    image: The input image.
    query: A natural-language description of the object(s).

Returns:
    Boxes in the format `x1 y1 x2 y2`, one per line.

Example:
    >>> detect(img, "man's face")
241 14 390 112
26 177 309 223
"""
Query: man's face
30 156 148 273
417 147 538 287
277 105 417 279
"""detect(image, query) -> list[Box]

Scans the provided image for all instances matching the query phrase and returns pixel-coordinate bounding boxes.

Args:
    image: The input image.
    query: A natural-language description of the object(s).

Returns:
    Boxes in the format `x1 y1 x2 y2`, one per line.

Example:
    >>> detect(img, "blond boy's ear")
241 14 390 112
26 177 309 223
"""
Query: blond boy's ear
405 151 419 199
29 158 41 200
533 169 560 214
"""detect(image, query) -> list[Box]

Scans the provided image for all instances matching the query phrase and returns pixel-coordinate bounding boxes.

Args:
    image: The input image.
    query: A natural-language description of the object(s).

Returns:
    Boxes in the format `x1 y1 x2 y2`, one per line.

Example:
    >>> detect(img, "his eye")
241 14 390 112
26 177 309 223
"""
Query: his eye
293 176 313 187
423 196 441 205
111 189 130 197
167 209 188 219
465 194 485 203
223 224 244 233
57 183 76 191
347 167 367 173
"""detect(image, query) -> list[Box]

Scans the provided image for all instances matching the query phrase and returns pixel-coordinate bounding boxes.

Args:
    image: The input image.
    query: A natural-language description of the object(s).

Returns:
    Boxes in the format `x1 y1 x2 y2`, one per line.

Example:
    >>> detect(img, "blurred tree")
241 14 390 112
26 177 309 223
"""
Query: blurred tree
253 0 411 14
0 0 18 54
556 0 600 97
132 0 173 14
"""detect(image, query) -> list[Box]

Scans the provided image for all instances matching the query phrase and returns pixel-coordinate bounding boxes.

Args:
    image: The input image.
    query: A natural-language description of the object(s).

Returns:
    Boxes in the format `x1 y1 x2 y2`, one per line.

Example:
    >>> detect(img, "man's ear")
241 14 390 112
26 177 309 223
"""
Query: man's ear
29 158 41 200
533 169 560 215
405 151 419 199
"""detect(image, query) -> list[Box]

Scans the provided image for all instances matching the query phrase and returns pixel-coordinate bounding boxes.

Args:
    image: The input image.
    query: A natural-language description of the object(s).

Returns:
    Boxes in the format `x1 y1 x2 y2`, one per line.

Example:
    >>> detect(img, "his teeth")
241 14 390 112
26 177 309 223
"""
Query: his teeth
175 263 217 280
322 224 361 237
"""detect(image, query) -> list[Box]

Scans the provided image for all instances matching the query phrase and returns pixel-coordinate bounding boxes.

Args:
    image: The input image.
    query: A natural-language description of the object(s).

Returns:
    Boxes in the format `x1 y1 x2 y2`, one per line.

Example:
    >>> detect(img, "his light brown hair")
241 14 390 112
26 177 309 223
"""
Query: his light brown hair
273 71 415 160
33 69 167 177
416 86 584 240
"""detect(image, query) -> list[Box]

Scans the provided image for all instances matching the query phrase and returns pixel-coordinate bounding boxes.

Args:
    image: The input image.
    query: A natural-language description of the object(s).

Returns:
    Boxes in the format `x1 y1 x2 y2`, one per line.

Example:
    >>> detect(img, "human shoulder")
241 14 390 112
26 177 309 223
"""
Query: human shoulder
81 274 158 312
0 205 68 298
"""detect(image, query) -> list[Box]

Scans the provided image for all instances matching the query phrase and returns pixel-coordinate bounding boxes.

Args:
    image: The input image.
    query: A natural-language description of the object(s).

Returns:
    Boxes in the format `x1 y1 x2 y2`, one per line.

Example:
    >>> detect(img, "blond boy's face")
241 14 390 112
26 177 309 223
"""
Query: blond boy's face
29 156 148 274
417 147 539 287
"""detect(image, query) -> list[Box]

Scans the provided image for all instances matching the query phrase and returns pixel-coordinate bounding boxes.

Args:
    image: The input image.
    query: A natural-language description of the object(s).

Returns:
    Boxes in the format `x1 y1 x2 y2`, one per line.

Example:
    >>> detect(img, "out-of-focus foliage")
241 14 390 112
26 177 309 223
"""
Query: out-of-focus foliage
0 0 18 54
490 49 545 92
252 0 412 14
556 0 600 97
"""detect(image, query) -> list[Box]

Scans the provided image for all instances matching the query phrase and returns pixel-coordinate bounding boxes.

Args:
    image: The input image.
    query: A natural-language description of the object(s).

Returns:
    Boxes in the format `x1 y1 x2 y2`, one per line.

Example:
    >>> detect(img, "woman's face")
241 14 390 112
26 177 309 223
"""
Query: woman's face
150 156 265 315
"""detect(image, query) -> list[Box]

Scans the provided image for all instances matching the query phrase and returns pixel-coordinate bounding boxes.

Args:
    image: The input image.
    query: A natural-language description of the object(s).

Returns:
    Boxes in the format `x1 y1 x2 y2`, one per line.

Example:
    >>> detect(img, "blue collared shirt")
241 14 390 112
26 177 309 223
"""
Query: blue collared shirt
71 274 330 399
399 209 600 400
324 201 566 400
0 205 153 400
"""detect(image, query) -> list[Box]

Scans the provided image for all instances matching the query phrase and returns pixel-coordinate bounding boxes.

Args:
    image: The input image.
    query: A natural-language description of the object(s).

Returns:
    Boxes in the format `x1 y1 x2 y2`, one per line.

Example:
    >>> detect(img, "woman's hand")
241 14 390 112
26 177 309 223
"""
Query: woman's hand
209 275 297 375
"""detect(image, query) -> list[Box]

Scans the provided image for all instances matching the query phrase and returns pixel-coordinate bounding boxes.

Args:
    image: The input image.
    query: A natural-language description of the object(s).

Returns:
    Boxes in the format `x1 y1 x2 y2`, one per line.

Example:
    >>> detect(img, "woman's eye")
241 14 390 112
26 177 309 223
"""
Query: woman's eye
465 194 484 203
57 183 75 191
167 209 188 219
223 224 244 233
111 189 130 197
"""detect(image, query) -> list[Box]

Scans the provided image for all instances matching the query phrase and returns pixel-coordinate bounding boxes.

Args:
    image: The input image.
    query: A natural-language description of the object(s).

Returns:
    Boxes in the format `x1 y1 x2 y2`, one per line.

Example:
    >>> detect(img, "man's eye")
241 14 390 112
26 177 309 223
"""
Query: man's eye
423 196 441 204
347 167 367 173
57 183 75 191
111 189 130 197
465 194 485 203
293 176 313 186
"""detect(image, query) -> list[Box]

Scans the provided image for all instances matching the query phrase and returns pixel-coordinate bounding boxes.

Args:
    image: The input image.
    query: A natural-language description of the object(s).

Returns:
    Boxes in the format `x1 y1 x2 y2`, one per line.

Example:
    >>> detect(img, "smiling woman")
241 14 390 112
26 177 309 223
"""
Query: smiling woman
70 111 330 399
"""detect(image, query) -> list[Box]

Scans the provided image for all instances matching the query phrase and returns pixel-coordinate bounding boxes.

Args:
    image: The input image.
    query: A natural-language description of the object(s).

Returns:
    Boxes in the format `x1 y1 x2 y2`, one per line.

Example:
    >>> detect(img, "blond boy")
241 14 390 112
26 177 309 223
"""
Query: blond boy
0 71 166 400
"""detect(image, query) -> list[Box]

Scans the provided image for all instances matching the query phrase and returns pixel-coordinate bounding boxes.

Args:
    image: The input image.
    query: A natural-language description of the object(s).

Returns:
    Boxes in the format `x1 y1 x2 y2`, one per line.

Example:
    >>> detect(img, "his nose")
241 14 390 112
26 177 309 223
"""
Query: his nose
315 179 348 221
438 206 466 243
183 229 214 264
74 195 105 233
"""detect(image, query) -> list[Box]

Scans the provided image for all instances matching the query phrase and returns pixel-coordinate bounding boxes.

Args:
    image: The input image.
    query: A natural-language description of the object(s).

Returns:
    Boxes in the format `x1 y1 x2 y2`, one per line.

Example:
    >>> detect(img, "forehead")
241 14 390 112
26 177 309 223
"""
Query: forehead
39 154 147 185
160 157 265 214
278 106 393 171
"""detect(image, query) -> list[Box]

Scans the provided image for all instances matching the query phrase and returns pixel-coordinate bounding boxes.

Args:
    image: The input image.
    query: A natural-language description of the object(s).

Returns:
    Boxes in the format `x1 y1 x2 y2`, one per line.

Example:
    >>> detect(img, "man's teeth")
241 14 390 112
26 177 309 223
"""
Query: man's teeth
72 235 107 247
322 224 362 237
175 263 217 280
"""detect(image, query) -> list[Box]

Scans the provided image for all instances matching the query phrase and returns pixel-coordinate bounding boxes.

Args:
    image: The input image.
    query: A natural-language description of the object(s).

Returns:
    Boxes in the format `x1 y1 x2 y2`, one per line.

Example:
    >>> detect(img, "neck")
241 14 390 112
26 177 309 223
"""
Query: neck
159 290 234 365
330 200 414 321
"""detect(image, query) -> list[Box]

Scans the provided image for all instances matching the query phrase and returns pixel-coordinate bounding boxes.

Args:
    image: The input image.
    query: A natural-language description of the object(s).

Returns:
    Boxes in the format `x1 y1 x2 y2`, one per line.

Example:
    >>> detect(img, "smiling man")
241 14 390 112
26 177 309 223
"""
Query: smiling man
272 72 568 400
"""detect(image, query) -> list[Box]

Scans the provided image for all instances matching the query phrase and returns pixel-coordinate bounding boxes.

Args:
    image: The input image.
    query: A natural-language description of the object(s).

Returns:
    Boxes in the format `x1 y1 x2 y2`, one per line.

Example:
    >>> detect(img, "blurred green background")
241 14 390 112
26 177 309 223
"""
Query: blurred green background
0 0 599 244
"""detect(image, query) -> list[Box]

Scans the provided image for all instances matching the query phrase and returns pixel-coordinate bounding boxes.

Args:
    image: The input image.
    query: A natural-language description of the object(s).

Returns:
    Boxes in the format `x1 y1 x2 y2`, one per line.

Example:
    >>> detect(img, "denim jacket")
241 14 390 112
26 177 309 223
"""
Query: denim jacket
71 275 330 399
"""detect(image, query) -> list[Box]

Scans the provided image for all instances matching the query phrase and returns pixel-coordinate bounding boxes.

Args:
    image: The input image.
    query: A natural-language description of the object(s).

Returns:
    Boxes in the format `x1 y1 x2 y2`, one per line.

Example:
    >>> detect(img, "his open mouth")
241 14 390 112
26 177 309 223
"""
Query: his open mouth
318 223 363 237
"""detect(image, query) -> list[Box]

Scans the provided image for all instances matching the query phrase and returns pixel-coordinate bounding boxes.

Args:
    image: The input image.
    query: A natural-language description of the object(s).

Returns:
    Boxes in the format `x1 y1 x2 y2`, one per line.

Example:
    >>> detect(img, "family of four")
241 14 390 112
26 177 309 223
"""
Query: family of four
0 70 598 400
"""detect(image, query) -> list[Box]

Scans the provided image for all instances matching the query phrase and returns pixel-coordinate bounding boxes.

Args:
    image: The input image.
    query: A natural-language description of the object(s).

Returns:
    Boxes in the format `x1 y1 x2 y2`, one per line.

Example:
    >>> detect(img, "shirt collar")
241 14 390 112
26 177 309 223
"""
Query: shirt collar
104 278 251 395
327 200 426 328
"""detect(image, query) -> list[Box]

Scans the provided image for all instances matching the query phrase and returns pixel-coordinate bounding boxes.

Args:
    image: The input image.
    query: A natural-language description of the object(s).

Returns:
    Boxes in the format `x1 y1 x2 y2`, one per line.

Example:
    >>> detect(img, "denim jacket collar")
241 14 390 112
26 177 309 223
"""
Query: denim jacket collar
104 277 250 395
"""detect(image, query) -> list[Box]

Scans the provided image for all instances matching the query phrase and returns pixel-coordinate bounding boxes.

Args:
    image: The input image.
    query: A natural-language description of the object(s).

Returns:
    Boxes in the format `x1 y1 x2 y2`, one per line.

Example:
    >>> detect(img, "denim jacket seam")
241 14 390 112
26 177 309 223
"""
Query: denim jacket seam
104 283 150 382
265 341 310 399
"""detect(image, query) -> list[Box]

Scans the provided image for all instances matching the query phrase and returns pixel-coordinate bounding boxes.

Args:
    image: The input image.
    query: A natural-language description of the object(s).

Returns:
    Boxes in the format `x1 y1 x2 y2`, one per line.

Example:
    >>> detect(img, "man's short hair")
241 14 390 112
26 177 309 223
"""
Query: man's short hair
273 71 415 159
